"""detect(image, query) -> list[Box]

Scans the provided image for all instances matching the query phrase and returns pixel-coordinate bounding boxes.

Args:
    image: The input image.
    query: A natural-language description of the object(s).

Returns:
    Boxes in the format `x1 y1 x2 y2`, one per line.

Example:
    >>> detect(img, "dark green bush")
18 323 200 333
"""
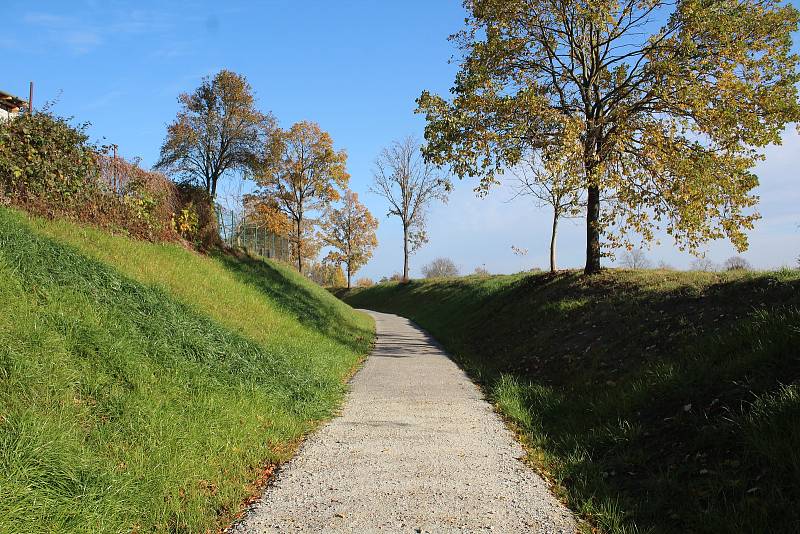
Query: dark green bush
0 112 98 209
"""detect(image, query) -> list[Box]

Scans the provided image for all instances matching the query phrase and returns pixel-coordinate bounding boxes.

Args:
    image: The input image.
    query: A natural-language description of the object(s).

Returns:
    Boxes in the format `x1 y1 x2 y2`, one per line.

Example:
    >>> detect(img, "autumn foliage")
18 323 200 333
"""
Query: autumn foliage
1 112 178 241
418 0 800 273
155 70 274 199
321 191 379 289
252 121 349 273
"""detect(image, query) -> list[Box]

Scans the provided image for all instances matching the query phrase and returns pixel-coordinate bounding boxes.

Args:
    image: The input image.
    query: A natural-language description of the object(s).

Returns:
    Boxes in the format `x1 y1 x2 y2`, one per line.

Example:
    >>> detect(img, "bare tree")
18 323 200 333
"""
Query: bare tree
691 257 718 272
474 265 490 277
422 257 459 279
619 248 651 270
511 150 583 272
724 256 752 272
371 136 450 281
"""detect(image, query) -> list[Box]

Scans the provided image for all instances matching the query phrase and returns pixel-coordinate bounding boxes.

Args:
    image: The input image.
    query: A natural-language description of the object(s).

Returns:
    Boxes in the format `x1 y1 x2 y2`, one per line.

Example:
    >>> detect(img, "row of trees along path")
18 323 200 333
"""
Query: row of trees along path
153 0 800 281
154 70 378 286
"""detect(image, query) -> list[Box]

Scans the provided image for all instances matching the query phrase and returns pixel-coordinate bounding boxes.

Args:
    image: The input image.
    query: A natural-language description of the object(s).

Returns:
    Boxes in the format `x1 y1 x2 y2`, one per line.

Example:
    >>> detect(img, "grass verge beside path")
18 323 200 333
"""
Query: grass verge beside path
340 270 800 533
0 208 373 533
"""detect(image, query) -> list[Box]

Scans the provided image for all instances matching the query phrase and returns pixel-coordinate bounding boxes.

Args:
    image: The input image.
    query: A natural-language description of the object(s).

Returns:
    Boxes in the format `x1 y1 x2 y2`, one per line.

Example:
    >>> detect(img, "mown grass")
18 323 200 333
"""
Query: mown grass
0 207 373 533
340 269 800 533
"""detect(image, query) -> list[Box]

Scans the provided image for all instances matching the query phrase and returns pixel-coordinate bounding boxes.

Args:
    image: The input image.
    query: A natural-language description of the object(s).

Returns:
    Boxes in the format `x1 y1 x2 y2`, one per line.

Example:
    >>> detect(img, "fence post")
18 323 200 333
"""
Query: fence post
112 145 118 193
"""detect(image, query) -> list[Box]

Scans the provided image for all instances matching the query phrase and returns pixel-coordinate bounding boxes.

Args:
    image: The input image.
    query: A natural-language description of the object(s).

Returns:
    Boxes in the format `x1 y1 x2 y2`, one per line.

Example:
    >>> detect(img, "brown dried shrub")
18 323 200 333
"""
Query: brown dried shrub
174 183 220 250
1 112 180 242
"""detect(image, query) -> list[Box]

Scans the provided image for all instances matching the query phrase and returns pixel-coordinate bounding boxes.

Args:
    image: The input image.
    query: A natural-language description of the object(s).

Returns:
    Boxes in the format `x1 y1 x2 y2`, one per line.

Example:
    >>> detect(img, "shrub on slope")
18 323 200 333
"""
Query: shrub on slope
342 271 800 533
0 113 177 241
0 208 372 533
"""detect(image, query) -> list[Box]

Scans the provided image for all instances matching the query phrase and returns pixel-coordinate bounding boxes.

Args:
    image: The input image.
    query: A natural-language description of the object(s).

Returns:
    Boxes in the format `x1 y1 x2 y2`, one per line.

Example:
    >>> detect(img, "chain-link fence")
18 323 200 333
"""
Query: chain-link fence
216 202 291 262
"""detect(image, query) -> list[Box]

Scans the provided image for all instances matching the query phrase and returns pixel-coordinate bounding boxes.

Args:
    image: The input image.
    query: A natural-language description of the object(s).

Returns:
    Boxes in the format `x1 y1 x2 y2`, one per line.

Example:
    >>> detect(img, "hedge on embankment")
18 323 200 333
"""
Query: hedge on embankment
0 112 221 248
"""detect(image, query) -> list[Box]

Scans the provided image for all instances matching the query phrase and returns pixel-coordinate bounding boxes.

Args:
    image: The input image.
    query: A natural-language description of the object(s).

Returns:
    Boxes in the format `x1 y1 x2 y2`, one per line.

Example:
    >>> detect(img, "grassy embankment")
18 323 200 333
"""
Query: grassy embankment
0 207 374 533
341 269 800 533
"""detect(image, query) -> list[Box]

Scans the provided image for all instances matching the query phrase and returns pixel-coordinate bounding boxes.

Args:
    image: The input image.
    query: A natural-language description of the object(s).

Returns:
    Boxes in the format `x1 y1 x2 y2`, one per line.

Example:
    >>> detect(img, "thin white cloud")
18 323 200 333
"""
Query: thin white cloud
21 7 177 55
23 12 72 26
0 36 21 51
22 11 102 54
63 31 103 54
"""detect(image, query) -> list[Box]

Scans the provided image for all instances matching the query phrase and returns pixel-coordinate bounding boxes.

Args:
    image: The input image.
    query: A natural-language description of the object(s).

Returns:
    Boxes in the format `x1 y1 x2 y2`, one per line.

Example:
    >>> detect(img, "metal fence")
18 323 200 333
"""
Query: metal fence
216 203 291 262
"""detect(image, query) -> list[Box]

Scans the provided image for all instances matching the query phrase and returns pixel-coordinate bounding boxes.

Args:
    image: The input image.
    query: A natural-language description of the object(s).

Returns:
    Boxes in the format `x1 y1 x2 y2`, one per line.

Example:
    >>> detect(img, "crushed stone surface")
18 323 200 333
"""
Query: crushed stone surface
230 311 577 533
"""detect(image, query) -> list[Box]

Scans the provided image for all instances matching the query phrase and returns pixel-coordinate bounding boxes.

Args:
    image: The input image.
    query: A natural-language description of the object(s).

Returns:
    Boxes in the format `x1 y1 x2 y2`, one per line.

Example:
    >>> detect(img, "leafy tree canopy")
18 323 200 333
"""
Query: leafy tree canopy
418 0 800 273
322 190 379 289
253 121 349 272
156 70 274 199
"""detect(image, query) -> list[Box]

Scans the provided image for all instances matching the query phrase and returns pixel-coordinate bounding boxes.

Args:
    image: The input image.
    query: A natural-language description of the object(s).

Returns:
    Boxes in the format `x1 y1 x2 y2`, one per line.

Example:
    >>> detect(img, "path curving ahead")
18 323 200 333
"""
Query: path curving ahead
231 311 576 533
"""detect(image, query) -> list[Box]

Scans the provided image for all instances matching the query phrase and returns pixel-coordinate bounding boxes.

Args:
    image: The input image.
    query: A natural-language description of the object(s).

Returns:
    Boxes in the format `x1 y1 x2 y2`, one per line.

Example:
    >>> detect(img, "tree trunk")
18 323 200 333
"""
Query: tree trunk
550 211 558 273
584 184 601 274
347 263 351 289
402 224 409 282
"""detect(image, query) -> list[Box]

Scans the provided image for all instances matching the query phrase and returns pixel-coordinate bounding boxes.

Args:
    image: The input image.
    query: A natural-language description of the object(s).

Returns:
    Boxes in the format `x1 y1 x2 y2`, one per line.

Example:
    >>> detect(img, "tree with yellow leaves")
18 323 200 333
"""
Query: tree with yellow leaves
156 70 274 199
307 261 347 287
253 121 349 273
418 0 800 274
322 190 379 289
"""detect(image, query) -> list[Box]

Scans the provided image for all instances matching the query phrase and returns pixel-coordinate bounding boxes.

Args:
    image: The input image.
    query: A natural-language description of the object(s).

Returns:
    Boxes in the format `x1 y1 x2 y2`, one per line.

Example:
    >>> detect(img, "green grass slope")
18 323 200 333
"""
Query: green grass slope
341 270 800 533
0 208 373 533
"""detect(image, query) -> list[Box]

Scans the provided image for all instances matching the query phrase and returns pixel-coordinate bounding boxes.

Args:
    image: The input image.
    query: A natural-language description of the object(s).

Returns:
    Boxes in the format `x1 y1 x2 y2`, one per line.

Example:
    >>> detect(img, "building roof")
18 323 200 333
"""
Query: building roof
0 90 27 113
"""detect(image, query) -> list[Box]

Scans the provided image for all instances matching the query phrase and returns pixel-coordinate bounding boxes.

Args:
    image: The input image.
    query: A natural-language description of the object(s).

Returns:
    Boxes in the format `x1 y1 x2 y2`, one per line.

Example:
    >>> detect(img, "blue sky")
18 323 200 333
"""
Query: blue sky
4 1 799 279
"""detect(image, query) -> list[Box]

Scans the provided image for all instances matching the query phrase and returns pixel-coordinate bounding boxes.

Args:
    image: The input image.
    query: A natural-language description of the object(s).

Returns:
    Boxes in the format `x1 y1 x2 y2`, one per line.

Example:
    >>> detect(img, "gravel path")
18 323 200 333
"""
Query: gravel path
231 311 576 533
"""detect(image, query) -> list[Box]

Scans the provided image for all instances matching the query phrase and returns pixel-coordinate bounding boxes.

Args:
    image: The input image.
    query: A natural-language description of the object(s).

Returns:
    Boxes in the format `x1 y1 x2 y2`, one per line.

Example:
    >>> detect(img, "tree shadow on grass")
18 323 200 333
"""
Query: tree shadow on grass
475 273 800 532
213 250 373 354
341 269 800 533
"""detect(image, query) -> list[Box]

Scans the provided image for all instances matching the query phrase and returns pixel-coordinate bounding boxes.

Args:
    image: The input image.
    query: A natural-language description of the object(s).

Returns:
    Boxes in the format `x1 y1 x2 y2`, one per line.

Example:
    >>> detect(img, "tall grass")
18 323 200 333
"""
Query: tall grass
0 208 373 533
28 211 373 363
341 269 800 533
